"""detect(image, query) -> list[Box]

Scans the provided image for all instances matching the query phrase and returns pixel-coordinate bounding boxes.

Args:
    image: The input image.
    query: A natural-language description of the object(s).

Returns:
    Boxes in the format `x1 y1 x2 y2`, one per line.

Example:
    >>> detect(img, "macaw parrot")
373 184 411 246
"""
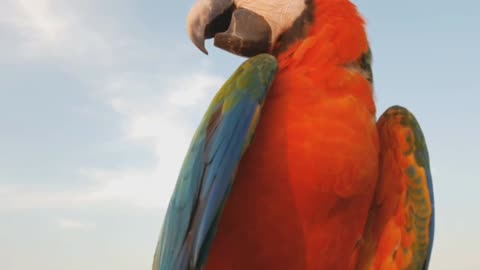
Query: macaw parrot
153 0 434 269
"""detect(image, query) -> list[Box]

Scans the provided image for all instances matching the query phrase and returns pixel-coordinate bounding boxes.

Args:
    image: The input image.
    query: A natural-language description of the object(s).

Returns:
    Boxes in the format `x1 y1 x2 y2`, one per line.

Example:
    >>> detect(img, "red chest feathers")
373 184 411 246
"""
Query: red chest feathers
205 66 380 270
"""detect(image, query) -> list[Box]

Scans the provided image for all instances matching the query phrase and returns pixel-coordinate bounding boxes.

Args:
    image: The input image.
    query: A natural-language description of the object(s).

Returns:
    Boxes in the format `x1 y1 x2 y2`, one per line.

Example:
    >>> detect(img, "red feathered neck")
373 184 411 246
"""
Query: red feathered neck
277 0 369 70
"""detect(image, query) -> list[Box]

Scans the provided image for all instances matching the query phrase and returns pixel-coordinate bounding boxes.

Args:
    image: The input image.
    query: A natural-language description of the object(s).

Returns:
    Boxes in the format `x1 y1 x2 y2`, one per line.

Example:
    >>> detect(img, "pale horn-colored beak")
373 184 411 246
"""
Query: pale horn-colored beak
187 0 235 54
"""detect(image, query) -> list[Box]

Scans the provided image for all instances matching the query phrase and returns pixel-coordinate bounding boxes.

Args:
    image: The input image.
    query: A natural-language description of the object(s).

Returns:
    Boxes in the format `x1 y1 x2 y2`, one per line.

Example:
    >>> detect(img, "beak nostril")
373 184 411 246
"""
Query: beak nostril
204 4 236 39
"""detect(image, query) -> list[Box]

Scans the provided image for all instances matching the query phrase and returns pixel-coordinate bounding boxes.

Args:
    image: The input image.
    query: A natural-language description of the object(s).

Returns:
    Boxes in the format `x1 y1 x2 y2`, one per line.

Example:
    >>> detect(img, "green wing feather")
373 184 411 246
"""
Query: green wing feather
152 54 278 270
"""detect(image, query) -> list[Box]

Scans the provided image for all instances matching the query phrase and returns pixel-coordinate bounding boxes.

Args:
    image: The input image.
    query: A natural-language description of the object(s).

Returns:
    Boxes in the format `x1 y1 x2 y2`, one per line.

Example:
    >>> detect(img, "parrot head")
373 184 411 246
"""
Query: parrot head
187 0 313 57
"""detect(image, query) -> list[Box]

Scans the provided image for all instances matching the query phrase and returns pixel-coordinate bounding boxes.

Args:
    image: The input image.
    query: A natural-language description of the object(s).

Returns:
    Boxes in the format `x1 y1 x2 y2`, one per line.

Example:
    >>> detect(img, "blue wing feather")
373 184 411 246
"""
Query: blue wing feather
152 54 278 270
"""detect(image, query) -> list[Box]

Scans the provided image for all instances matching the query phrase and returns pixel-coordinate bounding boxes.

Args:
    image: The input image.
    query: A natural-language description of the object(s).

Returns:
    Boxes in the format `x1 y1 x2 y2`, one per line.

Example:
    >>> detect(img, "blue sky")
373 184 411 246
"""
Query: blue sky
0 0 478 269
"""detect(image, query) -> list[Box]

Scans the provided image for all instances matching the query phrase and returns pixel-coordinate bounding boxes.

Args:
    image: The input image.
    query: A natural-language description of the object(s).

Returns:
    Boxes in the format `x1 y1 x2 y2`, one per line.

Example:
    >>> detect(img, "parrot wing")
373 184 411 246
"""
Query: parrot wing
357 106 434 270
152 54 278 270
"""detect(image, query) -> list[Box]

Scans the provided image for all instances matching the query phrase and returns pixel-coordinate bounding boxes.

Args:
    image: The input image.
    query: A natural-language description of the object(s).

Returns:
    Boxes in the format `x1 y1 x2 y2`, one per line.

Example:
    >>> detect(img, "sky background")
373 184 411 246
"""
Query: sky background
0 0 478 269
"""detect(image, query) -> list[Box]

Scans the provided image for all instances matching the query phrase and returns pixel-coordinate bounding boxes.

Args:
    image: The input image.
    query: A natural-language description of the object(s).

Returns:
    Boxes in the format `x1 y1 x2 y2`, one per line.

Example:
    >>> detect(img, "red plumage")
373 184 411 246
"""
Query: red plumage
205 0 380 269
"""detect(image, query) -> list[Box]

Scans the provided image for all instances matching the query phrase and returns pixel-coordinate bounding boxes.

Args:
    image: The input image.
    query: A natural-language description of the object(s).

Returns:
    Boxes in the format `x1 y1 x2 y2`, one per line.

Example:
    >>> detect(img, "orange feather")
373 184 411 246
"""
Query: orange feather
205 0 379 269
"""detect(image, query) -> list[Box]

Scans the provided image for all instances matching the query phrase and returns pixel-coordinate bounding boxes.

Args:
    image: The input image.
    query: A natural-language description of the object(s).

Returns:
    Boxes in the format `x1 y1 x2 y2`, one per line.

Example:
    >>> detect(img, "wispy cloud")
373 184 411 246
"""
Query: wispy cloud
9 0 68 41
81 72 223 209
0 0 223 211
56 218 96 230
168 74 224 106
1 185 87 211
0 0 106 63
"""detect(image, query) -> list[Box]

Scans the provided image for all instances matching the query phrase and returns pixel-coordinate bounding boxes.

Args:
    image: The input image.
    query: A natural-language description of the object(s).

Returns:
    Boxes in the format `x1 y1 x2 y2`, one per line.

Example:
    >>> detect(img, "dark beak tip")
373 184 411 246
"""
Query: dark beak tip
197 44 209 55
189 32 209 55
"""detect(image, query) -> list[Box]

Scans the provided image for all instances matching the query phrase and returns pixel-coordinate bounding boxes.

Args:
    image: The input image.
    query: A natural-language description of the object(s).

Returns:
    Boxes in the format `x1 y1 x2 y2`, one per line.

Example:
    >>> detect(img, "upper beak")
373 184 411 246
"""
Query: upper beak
187 0 235 54
187 0 272 57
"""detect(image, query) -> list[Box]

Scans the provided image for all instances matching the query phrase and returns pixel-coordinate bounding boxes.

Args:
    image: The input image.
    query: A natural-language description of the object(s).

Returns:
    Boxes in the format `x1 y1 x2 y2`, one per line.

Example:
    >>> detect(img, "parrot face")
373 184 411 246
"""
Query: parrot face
187 0 310 57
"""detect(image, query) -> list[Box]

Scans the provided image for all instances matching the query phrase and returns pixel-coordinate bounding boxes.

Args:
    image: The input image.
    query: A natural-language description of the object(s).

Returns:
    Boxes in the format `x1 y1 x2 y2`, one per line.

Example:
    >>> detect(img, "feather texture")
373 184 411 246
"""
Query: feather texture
356 106 434 270
152 54 278 270
155 0 434 269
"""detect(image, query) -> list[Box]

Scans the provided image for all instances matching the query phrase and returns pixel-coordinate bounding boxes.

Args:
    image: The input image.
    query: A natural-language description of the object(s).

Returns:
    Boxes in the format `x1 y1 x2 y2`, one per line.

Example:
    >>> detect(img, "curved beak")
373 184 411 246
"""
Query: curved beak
187 0 272 57
187 0 235 54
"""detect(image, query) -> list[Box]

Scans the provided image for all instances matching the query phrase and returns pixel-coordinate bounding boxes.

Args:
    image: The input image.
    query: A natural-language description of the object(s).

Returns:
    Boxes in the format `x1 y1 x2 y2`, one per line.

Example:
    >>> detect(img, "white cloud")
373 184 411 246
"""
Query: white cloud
0 70 223 211
0 0 123 67
12 0 68 42
0 183 100 211
83 72 223 209
168 74 224 106
0 0 225 211
56 218 96 230
0 74 223 212
0 0 229 215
